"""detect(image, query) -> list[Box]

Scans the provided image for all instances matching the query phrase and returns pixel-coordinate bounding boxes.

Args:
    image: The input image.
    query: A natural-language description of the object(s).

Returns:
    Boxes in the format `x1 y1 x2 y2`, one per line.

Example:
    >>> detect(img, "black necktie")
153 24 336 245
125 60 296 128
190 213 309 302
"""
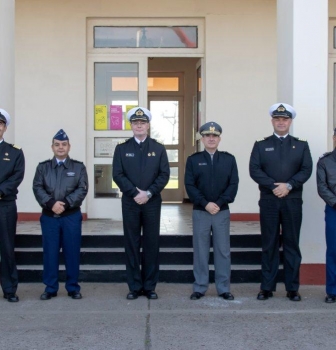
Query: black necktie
280 137 285 141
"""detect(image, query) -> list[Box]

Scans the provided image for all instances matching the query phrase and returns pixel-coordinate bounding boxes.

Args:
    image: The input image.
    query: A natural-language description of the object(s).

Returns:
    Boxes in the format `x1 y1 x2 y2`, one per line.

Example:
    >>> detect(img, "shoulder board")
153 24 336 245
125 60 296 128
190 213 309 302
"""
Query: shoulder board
189 151 203 157
39 159 51 164
256 137 266 142
293 137 307 142
118 138 130 145
319 152 332 159
153 139 164 145
72 159 83 164
220 151 233 157
11 144 22 150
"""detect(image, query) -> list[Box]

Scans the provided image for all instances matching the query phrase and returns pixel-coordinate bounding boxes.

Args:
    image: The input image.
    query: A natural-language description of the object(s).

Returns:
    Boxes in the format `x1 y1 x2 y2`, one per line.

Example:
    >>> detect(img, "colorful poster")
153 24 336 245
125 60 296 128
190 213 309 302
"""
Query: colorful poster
125 105 137 130
109 105 123 130
94 105 107 130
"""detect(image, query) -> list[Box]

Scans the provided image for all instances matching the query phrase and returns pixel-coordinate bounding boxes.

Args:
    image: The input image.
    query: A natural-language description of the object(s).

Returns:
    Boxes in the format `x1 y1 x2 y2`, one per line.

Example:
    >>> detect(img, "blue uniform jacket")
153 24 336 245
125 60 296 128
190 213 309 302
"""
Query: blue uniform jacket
184 150 239 211
249 134 312 199
112 137 170 198
0 141 25 202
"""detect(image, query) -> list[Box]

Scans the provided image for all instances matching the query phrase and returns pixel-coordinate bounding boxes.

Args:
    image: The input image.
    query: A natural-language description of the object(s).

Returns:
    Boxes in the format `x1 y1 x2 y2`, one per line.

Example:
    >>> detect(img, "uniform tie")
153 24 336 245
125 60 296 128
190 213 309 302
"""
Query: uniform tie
279 137 285 141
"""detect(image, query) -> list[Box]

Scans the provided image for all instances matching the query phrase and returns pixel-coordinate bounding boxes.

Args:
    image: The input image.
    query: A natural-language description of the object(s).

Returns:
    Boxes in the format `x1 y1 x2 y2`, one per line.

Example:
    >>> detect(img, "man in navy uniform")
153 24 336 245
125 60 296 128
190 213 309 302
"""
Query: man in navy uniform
185 122 239 301
249 103 312 301
33 129 88 300
0 108 25 303
113 107 170 300
316 128 336 303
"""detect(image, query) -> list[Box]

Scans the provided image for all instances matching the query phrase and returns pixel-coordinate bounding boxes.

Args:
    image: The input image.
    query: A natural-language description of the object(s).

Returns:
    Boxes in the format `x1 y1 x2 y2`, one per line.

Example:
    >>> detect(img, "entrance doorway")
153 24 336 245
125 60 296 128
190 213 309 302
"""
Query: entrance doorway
87 57 200 218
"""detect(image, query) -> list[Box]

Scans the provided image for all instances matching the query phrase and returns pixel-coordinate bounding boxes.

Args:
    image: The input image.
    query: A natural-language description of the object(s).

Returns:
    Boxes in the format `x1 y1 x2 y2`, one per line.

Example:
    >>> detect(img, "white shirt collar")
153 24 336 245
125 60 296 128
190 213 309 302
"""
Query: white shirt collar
274 133 289 139
134 136 147 144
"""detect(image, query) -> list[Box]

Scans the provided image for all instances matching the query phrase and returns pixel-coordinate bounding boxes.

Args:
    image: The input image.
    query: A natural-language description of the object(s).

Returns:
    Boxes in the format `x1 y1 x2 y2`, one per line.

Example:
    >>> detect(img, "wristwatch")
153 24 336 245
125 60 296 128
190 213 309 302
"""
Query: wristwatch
146 190 152 199
286 183 292 191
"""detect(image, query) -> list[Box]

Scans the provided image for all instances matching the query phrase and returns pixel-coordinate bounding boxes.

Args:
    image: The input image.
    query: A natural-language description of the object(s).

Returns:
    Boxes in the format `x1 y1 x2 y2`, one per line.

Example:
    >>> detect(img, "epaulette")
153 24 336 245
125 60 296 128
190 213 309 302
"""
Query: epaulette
319 152 332 159
39 159 51 164
72 159 83 164
189 151 203 157
221 151 234 157
11 144 22 150
153 139 164 145
256 137 266 142
118 138 130 145
293 137 307 142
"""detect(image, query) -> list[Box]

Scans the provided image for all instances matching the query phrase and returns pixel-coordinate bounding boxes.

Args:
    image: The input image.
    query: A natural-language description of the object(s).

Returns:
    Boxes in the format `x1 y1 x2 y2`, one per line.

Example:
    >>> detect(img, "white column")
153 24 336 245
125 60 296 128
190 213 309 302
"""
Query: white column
0 0 15 141
277 0 328 263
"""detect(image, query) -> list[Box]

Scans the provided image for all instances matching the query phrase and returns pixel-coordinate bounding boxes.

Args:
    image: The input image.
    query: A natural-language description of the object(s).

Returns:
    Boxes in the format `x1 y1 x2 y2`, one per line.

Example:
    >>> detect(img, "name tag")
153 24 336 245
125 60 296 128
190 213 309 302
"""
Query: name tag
66 172 75 177
265 148 274 151
198 163 207 166
126 153 135 157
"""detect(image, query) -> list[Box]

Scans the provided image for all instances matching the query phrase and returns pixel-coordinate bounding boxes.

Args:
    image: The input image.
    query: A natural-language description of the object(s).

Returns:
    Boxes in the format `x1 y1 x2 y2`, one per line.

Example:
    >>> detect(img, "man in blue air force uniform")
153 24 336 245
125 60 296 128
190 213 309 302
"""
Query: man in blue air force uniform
0 109 25 303
33 129 88 301
185 122 239 301
113 107 170 300
249 103 312 301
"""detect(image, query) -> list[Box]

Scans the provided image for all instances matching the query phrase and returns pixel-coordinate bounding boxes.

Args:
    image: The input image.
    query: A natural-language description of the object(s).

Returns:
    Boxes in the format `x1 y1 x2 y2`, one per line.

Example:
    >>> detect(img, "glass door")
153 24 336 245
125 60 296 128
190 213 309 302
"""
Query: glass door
149 97 184 202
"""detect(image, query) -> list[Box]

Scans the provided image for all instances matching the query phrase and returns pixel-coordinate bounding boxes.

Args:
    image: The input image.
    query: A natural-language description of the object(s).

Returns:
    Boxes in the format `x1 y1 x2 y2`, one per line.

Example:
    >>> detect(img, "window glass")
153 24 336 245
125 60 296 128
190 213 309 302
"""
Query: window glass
94 26 197 48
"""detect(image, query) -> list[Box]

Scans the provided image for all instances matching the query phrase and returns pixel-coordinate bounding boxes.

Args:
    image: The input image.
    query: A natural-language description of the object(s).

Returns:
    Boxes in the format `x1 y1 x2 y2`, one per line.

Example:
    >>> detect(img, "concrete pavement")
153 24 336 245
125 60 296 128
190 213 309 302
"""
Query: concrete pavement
0 283 334 350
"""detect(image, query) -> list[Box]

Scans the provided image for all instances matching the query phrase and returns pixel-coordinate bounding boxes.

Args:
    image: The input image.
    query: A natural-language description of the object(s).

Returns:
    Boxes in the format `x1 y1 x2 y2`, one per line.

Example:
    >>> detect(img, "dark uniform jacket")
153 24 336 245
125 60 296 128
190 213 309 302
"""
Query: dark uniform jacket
184 150 239 211
249 134 312 199
33 156 88 217
112 137 170 198
316 148 336 207
0 140 25 203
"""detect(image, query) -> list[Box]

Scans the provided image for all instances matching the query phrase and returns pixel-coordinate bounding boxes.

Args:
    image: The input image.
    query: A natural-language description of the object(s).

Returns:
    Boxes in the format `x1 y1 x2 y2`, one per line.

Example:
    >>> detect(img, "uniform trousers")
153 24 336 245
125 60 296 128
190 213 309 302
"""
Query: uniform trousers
122 195 162 292
192 209 231 295
0 201 18 294
325 205 336 295
259 198 302 292
40 211 82 293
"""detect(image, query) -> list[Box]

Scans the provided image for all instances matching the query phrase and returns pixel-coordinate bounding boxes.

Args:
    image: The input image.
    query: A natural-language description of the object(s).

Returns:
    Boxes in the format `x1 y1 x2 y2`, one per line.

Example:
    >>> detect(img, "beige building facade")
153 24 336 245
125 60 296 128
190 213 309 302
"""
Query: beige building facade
1 0 336 282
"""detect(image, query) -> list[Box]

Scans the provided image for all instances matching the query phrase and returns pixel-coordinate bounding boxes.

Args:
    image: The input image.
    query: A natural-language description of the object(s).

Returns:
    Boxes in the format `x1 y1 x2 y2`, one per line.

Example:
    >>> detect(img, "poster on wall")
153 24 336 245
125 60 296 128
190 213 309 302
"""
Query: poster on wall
110 105 123 130
95 105 107 130
125 105 137 130
94 137 126 158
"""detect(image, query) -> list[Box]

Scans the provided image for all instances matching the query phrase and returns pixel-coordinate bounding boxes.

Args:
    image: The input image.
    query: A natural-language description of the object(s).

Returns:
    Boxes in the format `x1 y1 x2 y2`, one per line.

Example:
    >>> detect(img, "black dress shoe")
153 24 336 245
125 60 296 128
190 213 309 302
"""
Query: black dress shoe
286 291 301 301
144 291 158 300
3 293 19 302
68 291 82 299
325 294 336 303
220 292 234 300
257 290 273 300
127 291 142 300
190 292 205 300
40 291 57 300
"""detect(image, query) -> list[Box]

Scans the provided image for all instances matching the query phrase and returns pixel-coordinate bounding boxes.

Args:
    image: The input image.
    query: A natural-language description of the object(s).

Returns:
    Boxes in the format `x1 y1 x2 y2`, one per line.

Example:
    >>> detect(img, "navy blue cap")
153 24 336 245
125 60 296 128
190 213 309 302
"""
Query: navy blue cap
53 129 69 141
199 122 222 136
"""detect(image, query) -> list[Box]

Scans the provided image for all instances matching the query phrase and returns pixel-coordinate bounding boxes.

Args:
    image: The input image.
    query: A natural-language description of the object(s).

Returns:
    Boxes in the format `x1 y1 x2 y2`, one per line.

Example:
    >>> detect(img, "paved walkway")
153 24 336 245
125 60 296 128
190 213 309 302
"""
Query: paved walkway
0 283 333 350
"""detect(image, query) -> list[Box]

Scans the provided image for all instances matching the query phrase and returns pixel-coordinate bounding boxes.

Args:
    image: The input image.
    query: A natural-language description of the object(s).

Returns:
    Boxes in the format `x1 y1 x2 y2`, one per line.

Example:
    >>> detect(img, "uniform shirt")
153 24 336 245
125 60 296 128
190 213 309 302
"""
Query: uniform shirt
316 148 336 207
33 156 88 216
112 137 170 198
249 134 313 199
0 140 25 202
184 150 239 211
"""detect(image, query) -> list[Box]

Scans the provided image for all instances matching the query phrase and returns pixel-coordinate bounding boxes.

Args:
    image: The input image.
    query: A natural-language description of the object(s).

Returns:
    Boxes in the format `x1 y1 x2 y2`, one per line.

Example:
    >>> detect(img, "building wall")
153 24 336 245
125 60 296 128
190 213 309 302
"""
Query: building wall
15 0 277 215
